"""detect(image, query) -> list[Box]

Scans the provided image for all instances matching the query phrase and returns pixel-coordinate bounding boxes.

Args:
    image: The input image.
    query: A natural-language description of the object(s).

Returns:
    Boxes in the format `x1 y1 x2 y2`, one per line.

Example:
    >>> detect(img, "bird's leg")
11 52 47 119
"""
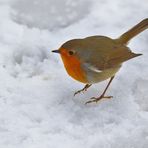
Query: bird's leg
85 76 115 104
74 84 92 96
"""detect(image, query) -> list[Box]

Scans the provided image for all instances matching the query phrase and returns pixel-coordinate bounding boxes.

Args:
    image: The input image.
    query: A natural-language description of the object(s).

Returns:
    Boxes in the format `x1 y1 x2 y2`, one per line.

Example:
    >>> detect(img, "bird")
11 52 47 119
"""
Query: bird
52 18 148 104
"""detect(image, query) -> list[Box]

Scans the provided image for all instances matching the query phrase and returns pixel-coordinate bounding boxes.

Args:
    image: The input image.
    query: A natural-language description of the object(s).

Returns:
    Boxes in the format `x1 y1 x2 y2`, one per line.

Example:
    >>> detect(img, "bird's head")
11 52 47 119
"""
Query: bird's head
52 39 82 67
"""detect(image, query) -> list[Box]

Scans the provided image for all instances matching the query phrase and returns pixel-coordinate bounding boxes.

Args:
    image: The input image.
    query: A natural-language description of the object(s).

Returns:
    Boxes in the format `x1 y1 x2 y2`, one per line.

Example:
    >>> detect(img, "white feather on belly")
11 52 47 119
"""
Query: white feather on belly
83 63 102 73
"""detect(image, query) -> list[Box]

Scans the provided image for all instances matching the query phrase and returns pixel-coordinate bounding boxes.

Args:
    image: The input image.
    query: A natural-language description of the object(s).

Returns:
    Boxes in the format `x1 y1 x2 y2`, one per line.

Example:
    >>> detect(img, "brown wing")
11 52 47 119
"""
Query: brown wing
104 46 142 69
86 45 142 70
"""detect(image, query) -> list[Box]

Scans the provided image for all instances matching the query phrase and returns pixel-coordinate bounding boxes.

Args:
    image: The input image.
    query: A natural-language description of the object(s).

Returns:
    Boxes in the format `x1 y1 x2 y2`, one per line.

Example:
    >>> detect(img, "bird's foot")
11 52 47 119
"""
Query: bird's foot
74 84 91 96
85 95 113 104
74 88 88 96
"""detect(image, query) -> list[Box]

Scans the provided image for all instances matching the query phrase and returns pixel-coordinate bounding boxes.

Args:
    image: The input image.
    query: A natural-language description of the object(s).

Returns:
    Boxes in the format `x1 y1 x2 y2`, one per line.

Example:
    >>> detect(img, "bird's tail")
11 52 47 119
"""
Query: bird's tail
117 18 148 44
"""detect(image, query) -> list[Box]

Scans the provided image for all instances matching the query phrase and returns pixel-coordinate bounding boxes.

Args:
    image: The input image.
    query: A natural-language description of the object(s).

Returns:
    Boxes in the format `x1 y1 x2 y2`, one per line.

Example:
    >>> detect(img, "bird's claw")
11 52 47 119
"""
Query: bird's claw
85 95 113 104
74 88 87 96
74 84 91 96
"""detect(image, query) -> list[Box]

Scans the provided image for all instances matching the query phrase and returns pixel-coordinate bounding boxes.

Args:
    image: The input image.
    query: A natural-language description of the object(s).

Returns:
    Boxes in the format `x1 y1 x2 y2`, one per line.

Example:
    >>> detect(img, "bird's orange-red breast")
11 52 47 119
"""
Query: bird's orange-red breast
59 47 87 83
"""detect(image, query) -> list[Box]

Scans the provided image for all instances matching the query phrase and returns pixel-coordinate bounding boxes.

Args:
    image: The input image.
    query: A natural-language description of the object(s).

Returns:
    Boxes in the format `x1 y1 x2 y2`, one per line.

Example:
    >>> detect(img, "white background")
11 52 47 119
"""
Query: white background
0 0 148 147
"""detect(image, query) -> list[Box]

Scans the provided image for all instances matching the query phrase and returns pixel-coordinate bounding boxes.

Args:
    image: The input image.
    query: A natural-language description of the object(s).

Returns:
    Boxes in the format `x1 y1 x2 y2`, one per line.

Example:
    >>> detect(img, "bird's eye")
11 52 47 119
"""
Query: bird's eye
68 50 75 55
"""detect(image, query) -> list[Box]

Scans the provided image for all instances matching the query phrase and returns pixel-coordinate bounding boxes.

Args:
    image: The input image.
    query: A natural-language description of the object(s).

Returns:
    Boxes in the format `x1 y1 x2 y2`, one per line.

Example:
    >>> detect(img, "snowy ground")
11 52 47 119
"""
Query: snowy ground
0 0 148 148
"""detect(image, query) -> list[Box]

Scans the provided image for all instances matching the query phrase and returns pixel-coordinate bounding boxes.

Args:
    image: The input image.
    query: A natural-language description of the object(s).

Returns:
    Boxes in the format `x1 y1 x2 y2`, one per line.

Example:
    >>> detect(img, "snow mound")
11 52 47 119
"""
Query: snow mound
11 0 91 30
8 45 49 78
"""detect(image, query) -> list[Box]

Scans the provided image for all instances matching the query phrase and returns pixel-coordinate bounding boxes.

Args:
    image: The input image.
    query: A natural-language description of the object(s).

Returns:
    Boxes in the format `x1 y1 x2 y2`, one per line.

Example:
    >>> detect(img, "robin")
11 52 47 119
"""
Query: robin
52 18 148 104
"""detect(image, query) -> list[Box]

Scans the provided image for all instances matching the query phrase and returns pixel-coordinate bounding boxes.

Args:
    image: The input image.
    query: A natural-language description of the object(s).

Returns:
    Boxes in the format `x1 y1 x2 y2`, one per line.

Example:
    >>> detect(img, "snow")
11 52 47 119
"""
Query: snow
0 0 148 148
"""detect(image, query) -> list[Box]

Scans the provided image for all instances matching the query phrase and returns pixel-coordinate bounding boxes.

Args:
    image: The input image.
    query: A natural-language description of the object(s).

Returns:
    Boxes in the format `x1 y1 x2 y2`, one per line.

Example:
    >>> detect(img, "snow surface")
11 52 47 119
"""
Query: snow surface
0 0 148 148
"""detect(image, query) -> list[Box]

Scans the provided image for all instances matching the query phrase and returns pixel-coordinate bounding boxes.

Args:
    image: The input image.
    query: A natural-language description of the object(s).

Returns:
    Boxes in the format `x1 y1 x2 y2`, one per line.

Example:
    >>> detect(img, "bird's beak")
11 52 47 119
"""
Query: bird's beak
52 50 60 54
